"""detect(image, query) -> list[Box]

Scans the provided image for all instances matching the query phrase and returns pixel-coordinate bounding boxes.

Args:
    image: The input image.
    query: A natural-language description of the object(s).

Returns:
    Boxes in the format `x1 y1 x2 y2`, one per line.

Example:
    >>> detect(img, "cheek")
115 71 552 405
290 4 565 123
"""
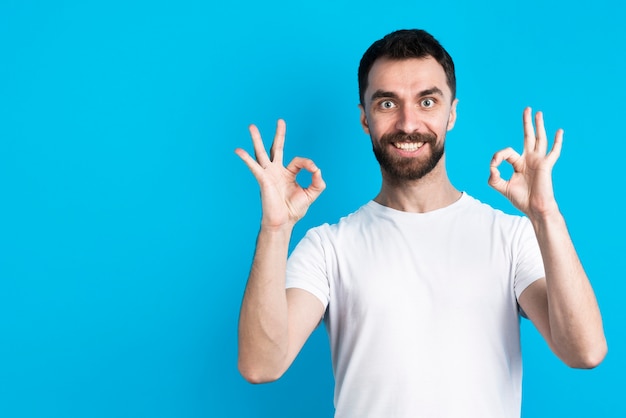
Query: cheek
431 113 453 133
367 114 394 135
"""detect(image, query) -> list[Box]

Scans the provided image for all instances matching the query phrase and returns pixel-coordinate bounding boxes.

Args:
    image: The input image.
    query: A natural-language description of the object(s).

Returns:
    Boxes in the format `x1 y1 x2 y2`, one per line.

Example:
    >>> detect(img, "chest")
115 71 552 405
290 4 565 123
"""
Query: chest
328 220 515 323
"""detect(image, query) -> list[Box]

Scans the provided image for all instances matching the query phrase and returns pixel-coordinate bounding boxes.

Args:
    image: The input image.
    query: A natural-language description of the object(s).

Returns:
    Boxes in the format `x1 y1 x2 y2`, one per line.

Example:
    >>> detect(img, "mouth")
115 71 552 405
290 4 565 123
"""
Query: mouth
393 141 425 152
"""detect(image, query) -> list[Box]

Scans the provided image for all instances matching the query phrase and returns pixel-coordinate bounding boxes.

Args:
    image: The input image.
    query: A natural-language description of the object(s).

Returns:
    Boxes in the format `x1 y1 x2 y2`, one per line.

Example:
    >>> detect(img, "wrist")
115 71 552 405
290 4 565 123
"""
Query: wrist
528 206 566 232
259 222 296 235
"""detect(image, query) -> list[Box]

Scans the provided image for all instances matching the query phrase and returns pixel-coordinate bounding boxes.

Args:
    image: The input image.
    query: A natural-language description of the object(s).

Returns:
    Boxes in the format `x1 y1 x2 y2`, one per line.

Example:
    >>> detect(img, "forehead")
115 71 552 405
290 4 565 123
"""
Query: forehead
365 57 451 101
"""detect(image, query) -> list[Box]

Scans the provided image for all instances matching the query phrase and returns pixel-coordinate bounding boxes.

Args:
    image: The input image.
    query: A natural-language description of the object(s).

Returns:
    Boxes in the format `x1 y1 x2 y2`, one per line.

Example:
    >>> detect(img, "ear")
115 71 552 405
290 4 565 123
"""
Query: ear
446 98 458 131
358 104 370 134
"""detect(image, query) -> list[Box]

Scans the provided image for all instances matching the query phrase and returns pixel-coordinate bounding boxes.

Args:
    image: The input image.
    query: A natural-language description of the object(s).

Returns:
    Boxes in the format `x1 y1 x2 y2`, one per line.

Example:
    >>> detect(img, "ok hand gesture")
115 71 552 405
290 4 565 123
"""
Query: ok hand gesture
235 119 326 228
488 107 563 220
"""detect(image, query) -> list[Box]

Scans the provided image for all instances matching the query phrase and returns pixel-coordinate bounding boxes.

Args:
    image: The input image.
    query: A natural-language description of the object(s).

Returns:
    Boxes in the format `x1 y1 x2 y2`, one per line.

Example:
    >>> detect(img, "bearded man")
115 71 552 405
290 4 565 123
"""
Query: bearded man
235 29 607 418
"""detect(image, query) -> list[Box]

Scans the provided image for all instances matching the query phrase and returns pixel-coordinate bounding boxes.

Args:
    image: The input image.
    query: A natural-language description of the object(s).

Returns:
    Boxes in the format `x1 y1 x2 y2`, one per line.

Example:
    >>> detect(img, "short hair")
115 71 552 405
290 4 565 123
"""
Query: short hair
358 29 456 106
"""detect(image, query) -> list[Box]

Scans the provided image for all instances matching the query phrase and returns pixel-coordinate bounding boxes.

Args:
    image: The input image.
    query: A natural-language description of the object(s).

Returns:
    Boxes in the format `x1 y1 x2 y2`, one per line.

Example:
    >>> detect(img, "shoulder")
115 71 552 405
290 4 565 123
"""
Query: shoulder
459 194 536 246
293 202 383 253
307 201 378 234
462 193 528 224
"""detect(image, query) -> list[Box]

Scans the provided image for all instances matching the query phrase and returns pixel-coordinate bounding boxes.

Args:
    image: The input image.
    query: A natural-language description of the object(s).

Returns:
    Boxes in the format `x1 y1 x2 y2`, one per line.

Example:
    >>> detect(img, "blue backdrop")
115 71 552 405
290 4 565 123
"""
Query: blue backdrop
1 1 624 417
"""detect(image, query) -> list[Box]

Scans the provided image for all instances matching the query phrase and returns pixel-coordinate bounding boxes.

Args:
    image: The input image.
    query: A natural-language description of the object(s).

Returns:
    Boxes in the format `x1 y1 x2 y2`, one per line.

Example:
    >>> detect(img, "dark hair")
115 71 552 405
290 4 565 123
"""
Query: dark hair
358 29 456 106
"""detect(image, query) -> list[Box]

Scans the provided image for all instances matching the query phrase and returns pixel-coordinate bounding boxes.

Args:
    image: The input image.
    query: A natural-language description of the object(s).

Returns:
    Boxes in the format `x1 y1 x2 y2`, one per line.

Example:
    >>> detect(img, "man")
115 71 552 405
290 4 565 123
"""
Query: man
235 29 607 417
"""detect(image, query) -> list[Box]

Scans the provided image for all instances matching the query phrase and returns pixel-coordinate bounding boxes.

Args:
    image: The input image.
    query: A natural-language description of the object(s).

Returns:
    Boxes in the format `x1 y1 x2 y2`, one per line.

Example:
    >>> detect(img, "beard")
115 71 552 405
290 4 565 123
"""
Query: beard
372 131 445 181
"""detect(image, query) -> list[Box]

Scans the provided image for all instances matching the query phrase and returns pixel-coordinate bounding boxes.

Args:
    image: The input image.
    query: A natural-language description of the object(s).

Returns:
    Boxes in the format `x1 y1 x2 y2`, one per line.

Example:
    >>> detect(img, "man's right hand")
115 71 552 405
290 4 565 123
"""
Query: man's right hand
235 119 326 228
235 120 327 383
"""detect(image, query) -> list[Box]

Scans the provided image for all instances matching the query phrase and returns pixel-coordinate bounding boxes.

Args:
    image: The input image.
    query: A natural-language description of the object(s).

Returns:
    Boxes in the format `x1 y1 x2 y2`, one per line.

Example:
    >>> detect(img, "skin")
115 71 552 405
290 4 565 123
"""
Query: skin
235 56 607 383
235 121 326 382
359 57 460 212
490 108 607 367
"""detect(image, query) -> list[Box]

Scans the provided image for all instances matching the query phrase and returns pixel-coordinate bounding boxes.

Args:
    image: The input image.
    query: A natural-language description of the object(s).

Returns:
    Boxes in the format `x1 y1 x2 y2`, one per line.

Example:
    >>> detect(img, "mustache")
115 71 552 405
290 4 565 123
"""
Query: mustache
380 131 437 144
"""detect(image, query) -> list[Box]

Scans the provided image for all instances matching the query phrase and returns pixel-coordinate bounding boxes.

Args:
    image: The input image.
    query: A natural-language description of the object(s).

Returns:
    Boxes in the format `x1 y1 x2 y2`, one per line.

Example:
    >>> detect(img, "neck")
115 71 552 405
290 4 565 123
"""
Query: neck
374 159 461 213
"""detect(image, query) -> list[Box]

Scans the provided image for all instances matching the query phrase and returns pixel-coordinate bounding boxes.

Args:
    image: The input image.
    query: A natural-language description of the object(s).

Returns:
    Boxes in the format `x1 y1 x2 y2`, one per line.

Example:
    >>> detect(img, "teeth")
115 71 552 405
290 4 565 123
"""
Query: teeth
394 142 424 151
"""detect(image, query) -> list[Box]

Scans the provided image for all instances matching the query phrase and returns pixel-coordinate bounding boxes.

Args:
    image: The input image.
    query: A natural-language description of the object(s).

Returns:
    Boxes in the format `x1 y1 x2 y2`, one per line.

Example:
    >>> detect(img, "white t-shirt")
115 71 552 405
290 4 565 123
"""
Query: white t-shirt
286 193 545 418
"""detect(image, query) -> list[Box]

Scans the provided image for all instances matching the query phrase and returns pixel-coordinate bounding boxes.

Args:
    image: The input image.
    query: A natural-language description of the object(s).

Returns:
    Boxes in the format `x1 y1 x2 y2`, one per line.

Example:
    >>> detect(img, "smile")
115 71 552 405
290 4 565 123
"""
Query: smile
393 142 425 151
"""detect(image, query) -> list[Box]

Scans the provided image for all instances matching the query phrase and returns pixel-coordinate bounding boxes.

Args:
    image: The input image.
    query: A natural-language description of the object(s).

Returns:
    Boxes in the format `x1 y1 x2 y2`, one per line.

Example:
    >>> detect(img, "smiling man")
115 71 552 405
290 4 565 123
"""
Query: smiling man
235 29 607 418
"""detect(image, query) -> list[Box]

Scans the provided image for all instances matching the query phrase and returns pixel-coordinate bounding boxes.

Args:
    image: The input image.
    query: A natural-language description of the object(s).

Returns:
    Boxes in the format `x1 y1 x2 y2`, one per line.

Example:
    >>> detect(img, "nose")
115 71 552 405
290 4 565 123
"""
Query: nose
395 106 423 134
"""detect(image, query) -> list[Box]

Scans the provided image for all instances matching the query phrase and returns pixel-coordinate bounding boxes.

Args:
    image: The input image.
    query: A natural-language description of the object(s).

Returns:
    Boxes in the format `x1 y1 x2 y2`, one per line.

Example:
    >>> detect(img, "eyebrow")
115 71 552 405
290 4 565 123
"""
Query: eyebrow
419 87 445 97
369 87 445 102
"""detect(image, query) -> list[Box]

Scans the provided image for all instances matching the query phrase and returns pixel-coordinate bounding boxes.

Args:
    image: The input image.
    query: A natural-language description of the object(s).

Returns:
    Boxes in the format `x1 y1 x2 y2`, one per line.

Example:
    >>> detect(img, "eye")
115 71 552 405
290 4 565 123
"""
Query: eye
421 98 436 108
379 100 396 110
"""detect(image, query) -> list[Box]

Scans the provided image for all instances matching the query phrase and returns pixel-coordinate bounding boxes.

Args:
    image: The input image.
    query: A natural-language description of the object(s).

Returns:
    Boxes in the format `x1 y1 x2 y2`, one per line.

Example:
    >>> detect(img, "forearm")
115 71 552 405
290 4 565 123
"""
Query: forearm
531 211 607 368
238 224 294 382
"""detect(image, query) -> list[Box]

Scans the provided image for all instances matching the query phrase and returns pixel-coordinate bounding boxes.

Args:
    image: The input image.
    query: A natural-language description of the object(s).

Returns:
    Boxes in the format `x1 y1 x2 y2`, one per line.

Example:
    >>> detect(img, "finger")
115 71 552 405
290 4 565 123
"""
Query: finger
534 111 548 155
287 157 326 202
286 156 319 177
488 148 513 194
307 167 326 202
522 107 536 153
234 147 266 178
248 124 271 168
491 147 524 172
487 165 508 195
547 128 564 164
269 119 286 165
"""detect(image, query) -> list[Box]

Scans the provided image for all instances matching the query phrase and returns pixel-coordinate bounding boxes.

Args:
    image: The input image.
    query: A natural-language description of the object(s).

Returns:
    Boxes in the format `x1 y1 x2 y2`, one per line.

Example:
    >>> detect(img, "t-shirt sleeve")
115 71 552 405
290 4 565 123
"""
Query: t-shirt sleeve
286 227 331 309
513 217 545 301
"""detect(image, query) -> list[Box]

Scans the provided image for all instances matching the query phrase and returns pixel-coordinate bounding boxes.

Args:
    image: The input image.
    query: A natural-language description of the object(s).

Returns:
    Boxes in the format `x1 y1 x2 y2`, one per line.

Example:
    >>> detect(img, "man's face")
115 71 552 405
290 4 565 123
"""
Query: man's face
359 57 458 181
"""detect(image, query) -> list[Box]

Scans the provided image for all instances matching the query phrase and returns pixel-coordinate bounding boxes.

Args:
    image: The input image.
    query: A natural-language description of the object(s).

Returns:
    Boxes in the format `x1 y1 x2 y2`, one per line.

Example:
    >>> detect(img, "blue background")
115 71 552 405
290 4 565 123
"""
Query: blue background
1 1 624 417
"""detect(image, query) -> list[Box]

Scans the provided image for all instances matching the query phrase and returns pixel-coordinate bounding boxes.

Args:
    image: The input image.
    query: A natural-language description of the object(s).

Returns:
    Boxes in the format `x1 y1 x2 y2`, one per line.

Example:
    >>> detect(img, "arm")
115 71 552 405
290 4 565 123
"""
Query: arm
235 119 326 383
488 107 607 368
